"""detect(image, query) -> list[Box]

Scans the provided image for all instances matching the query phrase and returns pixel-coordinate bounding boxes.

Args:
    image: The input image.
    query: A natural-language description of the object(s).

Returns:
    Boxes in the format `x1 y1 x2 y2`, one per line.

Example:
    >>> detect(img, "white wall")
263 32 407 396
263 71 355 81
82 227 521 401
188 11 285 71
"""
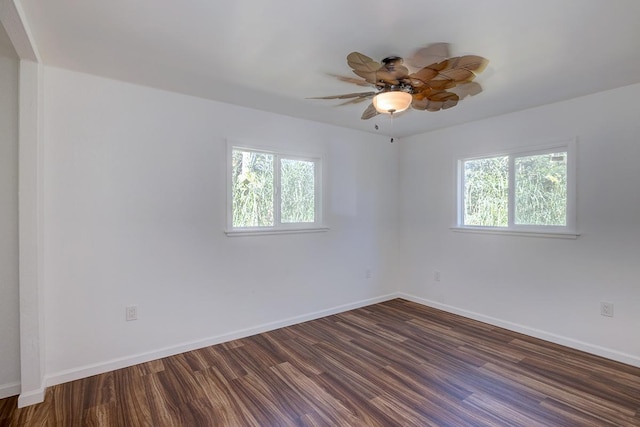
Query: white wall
0 53 21 398
400 83 640 365
33 64 640 393
42 67 400 382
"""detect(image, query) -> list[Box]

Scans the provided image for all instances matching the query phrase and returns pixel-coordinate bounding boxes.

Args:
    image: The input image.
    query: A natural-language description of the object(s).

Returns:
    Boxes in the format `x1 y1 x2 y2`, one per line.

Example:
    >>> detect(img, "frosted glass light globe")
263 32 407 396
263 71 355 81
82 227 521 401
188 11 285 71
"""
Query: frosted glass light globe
372 91 412 114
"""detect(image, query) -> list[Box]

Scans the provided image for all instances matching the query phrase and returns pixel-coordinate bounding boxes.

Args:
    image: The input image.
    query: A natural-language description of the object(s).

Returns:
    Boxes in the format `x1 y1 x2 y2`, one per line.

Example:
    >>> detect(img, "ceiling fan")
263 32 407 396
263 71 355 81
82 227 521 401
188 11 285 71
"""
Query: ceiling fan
310 43 489 119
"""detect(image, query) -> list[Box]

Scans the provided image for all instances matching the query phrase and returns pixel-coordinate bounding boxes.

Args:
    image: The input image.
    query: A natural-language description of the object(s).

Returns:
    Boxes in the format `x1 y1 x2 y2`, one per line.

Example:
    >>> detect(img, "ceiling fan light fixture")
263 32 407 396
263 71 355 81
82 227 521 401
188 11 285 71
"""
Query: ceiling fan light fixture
372 91 413 114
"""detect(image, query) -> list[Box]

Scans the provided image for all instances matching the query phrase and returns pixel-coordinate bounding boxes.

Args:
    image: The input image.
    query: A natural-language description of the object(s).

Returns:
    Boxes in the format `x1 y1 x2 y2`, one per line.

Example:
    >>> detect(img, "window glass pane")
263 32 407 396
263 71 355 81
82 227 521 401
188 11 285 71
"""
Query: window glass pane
515 152 567 226
463 156 508 227
231 149 274 227
280 158 315 223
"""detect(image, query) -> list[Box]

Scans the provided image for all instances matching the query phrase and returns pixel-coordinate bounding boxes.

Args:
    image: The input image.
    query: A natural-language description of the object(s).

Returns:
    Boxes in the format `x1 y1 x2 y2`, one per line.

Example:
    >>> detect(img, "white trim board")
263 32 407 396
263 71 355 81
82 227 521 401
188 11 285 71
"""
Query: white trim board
0 381 20 400
398 293 640 369
17 386 45 408
44 293 400 389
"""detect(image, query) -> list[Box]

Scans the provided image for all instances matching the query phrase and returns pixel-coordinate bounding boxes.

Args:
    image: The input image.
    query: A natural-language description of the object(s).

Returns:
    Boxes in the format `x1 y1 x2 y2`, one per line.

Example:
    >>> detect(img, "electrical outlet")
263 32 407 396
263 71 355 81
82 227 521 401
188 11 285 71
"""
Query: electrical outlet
365 268 372 279
126 305 138 321
600 302 614 317
434 271 441 282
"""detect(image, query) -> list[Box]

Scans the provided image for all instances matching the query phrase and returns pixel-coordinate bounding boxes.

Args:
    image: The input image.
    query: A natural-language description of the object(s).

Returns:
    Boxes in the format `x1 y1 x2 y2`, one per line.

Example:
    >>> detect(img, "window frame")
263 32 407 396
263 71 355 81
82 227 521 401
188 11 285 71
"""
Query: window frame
225 142 327 236
454 139 578 238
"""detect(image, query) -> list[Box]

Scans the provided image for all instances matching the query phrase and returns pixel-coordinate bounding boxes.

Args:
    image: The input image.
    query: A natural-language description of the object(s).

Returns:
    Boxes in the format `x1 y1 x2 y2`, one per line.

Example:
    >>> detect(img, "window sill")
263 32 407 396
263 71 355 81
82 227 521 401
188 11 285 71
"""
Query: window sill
225 227 329 237
450 226 580 239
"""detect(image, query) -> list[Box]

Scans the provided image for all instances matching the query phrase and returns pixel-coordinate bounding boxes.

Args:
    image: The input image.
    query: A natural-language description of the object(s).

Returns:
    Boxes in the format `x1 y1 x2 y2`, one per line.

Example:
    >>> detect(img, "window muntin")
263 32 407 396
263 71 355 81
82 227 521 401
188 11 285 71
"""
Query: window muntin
458 141 575 234
229 145 322 233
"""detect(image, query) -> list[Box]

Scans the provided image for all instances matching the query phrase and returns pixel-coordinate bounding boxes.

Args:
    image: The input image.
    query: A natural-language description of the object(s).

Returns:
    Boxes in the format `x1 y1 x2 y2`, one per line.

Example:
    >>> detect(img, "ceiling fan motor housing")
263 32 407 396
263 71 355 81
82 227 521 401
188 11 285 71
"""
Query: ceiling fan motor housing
381 56 403 66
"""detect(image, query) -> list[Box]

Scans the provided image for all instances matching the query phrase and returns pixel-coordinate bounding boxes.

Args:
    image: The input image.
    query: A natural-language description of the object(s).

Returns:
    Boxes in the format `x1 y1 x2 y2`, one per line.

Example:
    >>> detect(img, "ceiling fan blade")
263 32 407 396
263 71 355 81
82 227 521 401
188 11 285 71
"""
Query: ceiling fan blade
353 70 379 84
406 43 451 69
409 59 453 89
428 90 459 104
409 67 439 88
442 98 459 109
412 99 455 112
308 91 377 100
424 58 451 72
347 52 381 72
422 56 488 74
412 90 459 112
434 68 476 84
448 55 489 74
450 81 483 99
412 98 437 111
411 56 486 91
424 79 458 91
361 103 379 120
337 95 374 106
327 73 373 87
347 52 381 85
424 56 488 90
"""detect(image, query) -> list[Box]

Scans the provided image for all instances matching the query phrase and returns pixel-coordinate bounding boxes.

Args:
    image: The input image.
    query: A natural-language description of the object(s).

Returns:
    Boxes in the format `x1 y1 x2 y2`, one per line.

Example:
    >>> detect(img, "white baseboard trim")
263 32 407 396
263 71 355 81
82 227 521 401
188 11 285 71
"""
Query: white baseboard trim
45 293 401 388
17 386 46 408
398 293 640 368
0 381 20 400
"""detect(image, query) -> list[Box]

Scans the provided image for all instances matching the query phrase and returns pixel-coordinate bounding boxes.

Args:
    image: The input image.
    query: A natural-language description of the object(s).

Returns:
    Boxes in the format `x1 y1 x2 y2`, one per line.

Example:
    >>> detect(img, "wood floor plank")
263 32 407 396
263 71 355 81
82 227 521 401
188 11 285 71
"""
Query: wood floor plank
230 372 302 426
112 367 154 426
312 371 395 427
270 362 362 426
193 367 260 426
479 361 640 424
539 397 622 427
2 298 640 426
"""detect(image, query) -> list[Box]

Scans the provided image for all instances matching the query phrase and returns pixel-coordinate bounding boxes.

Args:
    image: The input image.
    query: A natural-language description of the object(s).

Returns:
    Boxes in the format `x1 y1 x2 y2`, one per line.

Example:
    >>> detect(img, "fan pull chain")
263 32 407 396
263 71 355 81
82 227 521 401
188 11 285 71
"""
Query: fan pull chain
389 112 395 143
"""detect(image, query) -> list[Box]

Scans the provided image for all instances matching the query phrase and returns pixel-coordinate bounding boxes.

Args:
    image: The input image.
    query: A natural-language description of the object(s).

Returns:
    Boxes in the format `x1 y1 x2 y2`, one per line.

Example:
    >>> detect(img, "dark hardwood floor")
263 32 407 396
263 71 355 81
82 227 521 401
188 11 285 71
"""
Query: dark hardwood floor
2 298 639 426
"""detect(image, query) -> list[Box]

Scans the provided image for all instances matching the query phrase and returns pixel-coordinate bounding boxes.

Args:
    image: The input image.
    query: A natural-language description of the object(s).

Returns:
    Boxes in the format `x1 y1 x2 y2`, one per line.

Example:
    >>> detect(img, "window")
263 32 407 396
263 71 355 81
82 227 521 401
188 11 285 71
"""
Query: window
456 141 576 236
227 145 324 235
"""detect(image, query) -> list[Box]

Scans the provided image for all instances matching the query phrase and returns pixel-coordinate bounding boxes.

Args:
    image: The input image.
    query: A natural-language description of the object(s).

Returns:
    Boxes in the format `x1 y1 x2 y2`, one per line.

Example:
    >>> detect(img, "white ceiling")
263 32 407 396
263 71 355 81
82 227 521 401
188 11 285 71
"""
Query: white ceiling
16 0 640 137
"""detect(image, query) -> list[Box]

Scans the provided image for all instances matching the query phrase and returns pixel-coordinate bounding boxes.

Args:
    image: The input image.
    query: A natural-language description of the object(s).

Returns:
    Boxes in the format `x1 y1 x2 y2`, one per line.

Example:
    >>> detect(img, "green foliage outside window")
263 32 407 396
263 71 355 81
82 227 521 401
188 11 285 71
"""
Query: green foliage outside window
232 150 274 227
464 156 509 227
463 151 567 227
515 152 567 226
231 148 316 228
281 159 315 223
